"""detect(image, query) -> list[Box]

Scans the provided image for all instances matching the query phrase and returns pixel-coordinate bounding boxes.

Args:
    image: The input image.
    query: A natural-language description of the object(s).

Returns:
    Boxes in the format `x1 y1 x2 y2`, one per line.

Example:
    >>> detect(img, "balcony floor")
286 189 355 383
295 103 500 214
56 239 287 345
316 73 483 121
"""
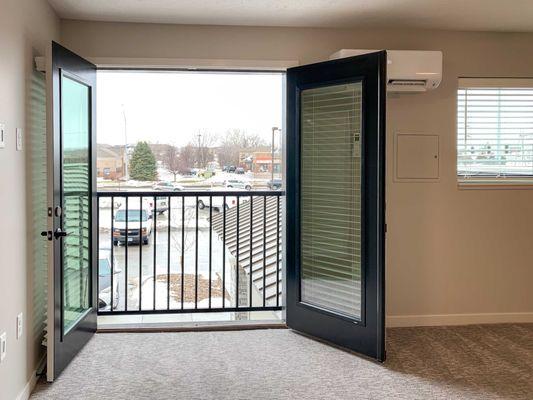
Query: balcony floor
32 324 533 400
97 310 283 330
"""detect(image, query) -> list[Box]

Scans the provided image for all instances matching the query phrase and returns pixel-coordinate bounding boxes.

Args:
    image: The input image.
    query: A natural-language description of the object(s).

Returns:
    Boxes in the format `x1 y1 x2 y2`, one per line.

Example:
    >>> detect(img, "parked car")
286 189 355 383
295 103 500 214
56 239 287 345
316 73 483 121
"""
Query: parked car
112 200 153 245
98 250 121 310
235 167 245 174
267 178 283 190
197 188 241 212
199 170 215 178
225 179 252 190
148 196 170 214
153 181 184 192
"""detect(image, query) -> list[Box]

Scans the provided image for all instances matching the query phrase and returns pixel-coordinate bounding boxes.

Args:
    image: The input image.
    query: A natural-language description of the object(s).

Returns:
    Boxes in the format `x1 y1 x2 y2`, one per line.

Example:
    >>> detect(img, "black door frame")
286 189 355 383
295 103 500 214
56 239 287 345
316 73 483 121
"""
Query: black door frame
285 51 387 361
49 41 97 381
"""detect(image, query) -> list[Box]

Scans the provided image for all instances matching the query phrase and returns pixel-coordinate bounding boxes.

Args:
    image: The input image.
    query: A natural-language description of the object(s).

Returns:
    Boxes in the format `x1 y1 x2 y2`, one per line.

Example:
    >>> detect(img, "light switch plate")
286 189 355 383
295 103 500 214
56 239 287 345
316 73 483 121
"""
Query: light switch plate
0 332 6 362
17 313 23 339
16 128 23 151
0 123 5 148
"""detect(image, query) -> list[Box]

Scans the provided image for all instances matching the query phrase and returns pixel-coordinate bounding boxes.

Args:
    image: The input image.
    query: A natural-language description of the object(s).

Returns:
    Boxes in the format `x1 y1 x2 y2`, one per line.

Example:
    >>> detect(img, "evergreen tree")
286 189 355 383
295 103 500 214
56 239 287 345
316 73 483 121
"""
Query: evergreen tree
129 141 157 181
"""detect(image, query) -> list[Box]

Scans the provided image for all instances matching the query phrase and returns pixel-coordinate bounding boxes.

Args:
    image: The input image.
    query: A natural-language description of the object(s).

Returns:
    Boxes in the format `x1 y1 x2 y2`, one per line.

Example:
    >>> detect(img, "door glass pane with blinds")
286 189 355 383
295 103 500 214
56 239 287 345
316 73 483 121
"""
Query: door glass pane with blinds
458 79 533 180
300 82 362 319
61 75 91 334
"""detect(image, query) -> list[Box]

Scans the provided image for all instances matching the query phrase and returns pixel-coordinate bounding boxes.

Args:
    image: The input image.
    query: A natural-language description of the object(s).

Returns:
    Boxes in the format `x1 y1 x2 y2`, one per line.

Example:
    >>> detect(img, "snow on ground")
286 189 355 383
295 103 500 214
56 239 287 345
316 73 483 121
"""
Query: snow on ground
127 277 233 310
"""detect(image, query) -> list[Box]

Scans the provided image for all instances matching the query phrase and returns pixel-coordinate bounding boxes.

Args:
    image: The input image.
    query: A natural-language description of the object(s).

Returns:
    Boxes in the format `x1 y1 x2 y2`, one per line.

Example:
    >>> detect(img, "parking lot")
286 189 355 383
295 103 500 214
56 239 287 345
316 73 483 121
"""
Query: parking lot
98 200 237 311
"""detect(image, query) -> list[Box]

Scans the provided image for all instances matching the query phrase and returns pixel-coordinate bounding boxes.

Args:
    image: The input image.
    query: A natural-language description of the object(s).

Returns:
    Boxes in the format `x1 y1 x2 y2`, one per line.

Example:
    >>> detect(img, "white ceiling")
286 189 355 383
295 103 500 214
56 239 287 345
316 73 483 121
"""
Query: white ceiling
48 0 533 32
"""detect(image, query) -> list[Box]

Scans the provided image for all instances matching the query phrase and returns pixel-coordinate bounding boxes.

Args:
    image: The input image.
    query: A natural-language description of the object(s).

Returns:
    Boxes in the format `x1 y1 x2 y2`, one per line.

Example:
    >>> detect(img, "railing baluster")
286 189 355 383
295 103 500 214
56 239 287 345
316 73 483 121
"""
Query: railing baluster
110 196 114 312
222 195 226 308
263 195 267 307
208 196 212 309
236 197 240 308
125 196 129 311
153 195 157 311
195 196 199 309
139 195 143 311
181 197 185 309
96 197 100 311
249 195 253 307
167 196 171 310
276 195 280 307
95 190 284 316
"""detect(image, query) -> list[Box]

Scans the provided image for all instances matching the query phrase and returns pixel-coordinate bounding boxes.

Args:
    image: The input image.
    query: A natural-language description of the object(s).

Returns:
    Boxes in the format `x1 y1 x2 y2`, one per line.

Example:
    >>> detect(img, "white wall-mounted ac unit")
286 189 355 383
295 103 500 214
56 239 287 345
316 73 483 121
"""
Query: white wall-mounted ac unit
330 49 443 93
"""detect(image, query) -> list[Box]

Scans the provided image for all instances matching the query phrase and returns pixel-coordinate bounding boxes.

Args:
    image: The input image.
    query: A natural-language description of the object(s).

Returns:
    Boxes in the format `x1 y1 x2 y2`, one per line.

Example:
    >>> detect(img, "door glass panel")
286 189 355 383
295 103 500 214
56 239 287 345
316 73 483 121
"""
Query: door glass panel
300 82 362 319
61 75 91 333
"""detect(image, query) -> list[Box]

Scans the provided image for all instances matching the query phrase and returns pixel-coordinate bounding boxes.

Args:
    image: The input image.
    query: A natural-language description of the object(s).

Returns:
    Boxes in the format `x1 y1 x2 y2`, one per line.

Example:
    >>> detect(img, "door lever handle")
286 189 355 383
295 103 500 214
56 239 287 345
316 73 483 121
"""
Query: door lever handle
53 228 68 240
41 231 53 241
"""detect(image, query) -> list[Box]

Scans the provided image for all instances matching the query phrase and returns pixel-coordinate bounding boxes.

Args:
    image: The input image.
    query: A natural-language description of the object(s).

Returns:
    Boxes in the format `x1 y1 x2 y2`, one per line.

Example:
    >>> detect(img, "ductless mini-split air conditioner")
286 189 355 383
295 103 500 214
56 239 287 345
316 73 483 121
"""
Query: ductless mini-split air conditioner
330 49 443 93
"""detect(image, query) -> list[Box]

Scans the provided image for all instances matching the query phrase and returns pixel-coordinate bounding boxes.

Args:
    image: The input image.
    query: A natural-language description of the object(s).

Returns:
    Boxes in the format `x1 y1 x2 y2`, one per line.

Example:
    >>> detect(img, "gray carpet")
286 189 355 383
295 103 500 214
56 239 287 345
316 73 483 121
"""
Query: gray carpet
32 324 533 400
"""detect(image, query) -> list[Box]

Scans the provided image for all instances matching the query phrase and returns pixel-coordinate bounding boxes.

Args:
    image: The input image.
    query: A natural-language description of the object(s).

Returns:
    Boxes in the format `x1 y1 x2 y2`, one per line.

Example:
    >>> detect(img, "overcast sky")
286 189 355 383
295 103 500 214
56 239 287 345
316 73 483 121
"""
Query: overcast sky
96 70 284 147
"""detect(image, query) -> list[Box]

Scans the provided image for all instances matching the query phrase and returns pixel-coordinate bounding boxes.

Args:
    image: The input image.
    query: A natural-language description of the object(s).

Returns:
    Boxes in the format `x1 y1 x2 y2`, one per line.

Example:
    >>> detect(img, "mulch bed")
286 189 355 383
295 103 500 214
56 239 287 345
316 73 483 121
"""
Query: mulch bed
156 273 231 303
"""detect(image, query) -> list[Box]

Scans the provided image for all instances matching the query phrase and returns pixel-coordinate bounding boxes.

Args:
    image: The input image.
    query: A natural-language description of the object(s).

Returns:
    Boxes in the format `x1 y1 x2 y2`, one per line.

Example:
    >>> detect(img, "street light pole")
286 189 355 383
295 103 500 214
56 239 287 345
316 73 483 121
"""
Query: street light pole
122 105 128 180
197 133 202 168
271 127 279 181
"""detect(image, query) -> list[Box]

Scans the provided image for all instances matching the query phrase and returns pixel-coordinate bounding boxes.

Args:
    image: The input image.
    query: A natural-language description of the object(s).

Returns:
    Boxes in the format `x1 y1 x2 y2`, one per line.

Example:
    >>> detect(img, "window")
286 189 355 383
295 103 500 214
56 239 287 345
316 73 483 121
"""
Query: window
96 70 283 189
115 209 148 222
458 78 533 184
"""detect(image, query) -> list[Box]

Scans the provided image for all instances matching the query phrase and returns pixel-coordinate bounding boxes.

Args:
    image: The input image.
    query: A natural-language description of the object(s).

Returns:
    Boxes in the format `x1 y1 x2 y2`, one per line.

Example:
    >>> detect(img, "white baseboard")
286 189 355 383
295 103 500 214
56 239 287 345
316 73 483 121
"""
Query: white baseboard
386 312 533 328
15 354 46 400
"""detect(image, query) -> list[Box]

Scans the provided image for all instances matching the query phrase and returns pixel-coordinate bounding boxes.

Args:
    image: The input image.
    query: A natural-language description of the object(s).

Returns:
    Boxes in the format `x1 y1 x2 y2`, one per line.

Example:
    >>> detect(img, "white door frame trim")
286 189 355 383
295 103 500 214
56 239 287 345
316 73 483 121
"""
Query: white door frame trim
90 57 299 71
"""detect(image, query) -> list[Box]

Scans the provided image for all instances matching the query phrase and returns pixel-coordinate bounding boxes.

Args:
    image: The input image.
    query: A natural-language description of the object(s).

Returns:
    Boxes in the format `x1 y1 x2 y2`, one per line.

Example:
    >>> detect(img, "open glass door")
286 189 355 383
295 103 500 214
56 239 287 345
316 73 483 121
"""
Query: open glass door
46 42 97 381
286 51 386 361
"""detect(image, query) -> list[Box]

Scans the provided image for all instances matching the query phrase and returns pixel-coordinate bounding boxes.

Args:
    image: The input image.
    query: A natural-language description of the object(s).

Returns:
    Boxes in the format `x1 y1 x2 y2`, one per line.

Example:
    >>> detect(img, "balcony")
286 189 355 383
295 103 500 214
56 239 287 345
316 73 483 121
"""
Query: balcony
96 190 283 326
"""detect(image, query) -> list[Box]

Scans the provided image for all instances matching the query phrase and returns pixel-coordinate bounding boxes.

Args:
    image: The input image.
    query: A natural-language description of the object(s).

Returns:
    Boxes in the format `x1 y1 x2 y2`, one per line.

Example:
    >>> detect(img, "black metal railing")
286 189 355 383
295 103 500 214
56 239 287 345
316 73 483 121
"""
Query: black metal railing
96 190 284 315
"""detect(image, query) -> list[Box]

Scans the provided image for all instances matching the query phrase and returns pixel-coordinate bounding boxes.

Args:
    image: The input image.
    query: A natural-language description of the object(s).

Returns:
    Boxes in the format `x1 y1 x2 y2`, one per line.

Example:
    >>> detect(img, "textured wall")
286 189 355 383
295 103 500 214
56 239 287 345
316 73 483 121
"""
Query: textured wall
59 20 533 326
0 1 59 399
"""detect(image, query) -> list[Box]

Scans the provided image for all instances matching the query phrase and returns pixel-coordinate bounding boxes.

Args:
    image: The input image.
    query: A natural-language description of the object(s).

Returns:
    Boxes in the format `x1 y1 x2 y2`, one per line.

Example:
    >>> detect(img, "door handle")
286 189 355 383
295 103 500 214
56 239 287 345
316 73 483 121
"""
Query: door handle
54 228 68 240
41 230 53 241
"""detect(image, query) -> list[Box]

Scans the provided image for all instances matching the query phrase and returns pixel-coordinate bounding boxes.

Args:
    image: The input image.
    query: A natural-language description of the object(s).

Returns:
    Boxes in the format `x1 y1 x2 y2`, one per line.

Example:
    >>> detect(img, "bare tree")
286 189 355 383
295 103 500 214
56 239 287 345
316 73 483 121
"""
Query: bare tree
163 145 180 182
171 204 196 254
217 129 266 167
192 130 218 168
178 144 196 173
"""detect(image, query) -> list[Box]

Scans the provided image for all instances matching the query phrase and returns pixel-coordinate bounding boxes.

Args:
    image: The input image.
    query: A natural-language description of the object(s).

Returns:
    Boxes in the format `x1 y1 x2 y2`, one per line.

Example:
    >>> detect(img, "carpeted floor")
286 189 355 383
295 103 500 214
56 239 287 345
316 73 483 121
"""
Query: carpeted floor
31 324 533 400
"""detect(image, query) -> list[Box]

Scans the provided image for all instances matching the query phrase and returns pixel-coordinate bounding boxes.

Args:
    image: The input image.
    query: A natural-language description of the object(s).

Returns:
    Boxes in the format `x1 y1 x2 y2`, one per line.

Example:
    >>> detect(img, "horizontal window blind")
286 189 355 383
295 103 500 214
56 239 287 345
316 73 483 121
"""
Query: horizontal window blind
457 79 533 182
300 82 362 319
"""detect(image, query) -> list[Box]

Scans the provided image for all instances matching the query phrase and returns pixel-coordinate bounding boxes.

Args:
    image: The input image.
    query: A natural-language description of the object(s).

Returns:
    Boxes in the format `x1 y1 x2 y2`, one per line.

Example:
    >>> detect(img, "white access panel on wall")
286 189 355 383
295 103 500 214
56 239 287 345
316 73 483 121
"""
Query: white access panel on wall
395 133 440 181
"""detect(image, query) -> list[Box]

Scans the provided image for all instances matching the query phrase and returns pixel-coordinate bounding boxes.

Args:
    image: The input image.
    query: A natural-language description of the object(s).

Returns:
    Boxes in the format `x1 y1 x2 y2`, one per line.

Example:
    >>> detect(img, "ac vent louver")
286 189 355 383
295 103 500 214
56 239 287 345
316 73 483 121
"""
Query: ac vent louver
388 80 426 86
329 50 443 93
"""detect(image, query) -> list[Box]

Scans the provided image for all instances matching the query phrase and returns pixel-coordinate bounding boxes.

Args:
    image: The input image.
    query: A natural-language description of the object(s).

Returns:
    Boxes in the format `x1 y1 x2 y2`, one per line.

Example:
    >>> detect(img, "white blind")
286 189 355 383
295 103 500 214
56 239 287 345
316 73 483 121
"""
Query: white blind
300 82 362 319
457 79 533 181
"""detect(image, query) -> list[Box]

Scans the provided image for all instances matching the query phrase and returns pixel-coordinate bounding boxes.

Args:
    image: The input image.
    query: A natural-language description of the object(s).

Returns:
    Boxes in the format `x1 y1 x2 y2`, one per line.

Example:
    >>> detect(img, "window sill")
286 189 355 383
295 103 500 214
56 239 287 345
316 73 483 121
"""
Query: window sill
458 178 533 190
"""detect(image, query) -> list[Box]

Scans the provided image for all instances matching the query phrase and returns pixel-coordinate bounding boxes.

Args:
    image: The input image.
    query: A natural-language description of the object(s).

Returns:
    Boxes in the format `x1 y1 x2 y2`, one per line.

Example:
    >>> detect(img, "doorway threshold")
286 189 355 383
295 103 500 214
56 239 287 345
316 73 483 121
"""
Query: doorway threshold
97 310 285 332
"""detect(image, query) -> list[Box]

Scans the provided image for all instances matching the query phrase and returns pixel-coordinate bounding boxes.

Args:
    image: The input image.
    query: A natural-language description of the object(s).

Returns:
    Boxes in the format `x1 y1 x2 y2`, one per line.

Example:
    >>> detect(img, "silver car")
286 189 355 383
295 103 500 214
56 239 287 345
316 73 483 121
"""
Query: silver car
225 179 252 191
98 250 121 311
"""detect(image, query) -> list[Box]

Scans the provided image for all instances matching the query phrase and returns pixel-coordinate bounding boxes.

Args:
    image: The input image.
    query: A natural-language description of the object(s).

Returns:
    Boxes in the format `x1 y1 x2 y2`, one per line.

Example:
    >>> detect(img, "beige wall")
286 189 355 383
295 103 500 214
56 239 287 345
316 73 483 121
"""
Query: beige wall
0 1 59 399
60 21 533 325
